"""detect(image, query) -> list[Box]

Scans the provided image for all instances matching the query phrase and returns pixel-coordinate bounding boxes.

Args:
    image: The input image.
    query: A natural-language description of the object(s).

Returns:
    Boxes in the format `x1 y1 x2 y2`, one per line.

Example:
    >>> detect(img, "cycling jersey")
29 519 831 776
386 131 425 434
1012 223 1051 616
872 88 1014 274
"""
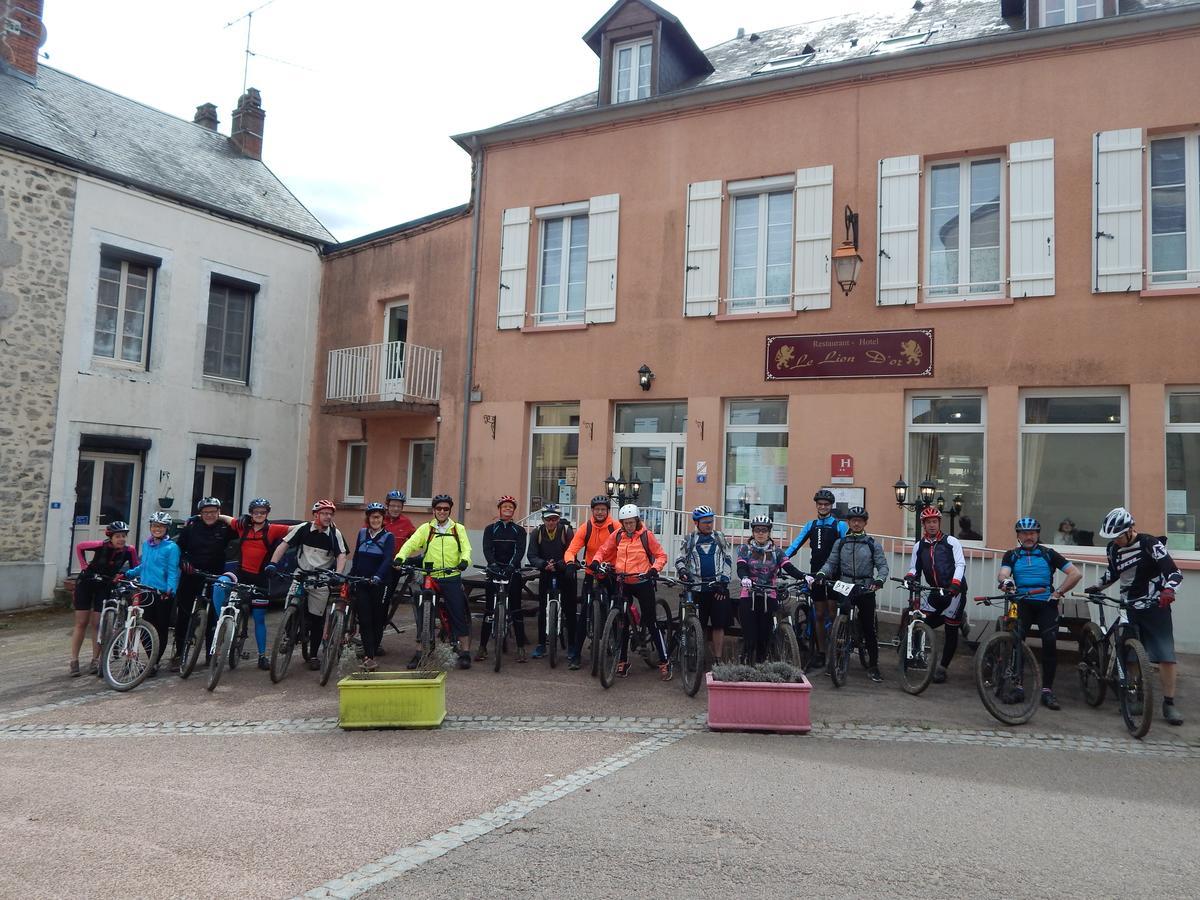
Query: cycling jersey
676 531 733 582
528 521 573 571
1000 544 1071 598
819 533 888 585
906 533 966 590
398 519 472 573
785 515 848 572
383 512 416 548
125 537 180 594
175 516 235 573
593 524 667 580
75 540 138 577
483 520 527 568
350 527 396 581
564 515 619 566
229 520 290 574
281 521 348 571
736 540 801 590
1102 533 1182 610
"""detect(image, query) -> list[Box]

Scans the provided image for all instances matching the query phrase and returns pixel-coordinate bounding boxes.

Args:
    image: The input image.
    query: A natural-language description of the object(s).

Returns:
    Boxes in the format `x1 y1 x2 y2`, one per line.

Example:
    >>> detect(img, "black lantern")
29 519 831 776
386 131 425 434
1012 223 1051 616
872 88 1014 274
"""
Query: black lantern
637 364 654 391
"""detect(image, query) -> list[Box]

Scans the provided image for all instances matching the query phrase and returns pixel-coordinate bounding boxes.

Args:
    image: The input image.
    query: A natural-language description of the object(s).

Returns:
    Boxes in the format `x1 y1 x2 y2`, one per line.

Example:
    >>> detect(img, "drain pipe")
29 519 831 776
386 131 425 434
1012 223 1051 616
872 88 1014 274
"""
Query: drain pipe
457 144 485 513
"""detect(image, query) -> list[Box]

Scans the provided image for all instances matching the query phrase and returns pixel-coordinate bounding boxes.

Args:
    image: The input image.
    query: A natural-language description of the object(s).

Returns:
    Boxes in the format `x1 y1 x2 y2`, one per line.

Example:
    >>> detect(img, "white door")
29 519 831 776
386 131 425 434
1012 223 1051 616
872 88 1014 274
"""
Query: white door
381 302 408 400
72 452 141 573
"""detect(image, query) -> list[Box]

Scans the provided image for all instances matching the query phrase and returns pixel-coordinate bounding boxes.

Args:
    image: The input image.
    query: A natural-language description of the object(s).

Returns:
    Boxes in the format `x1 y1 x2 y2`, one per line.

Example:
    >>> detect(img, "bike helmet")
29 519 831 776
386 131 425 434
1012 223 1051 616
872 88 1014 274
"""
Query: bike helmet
749 515 772 529
364 502 387 515
432 494 454 508
105 521 130 536
590 495 611 509
248 497 271 512
386 489 406 503
196 497 221 512
1099 507 1134 539
1014 517 1041 533
147 511 173 526
919 506 941 522
311 499 337 514
617 503 640 521
497 495 517 509
541 503 562 518
692 505 715 521
813 489 836 503
847 506 869 521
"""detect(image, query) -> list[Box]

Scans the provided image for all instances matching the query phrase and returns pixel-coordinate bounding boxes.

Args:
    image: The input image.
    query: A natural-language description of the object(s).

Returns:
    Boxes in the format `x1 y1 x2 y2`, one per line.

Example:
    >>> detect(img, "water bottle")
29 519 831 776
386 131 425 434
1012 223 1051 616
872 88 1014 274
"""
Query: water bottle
629 599 641 627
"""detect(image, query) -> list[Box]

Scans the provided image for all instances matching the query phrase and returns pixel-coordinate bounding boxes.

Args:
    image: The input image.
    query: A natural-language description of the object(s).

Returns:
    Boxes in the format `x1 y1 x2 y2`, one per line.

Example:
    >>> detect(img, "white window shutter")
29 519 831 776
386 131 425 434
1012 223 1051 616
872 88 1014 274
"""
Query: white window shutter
684 180 723 317
585 193 619 324
1008 139 1055 298
793 165 833 310
877 155 920 305
1093 128 1144 293
498 207 530 330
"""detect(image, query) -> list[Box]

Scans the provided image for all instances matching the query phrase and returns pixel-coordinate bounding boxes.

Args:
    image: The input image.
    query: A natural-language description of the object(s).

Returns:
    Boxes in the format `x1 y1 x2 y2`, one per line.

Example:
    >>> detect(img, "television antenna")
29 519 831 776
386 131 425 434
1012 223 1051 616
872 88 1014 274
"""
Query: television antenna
225 0 311 93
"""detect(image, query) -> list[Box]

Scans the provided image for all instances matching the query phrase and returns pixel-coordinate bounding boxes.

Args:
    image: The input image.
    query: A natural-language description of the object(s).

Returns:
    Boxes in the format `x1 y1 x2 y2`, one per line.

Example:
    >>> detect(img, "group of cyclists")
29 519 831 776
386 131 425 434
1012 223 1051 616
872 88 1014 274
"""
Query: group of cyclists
69 485 1185 726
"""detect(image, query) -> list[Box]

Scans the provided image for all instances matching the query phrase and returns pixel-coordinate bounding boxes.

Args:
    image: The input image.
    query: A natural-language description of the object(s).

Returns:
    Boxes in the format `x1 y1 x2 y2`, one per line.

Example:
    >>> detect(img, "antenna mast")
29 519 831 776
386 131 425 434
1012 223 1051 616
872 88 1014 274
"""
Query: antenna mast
225 0 280 94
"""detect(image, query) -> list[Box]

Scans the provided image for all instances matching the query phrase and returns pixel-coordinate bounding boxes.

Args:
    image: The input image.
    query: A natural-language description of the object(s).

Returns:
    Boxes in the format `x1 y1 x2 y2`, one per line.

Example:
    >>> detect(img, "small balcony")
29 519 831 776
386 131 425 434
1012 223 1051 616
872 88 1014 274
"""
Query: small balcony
323 340 442 416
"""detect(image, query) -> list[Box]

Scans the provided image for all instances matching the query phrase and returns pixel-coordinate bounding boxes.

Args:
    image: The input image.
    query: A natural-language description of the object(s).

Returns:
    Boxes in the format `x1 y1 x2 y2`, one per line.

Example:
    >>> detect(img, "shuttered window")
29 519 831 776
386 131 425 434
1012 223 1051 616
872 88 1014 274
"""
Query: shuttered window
1149 133 1200 288
1093 129 1145 293
926 156 1004 300
728 188 793 313
537 214 588 325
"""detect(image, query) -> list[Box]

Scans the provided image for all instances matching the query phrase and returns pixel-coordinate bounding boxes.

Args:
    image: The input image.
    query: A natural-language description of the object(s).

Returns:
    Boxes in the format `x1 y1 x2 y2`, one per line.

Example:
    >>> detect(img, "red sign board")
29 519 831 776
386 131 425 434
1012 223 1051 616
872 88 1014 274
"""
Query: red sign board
765 329 934 380
831 454 854 478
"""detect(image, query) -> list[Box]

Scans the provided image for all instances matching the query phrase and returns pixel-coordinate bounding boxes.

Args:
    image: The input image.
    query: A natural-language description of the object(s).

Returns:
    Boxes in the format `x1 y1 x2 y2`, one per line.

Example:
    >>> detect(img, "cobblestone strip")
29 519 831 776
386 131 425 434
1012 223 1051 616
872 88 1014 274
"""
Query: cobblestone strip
0 676 173 724
295 731 688 899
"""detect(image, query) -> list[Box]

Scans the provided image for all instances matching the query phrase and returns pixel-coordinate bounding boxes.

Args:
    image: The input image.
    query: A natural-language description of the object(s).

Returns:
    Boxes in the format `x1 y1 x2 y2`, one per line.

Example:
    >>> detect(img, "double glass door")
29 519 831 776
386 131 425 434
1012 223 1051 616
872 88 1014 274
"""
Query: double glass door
612 402 687 557
73 452 141 572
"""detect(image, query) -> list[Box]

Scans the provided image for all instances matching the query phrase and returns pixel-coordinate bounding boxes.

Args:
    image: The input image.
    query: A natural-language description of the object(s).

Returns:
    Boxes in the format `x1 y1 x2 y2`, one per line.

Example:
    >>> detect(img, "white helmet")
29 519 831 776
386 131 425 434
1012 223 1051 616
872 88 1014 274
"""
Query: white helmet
618 503 640 521
1099 507 1134 540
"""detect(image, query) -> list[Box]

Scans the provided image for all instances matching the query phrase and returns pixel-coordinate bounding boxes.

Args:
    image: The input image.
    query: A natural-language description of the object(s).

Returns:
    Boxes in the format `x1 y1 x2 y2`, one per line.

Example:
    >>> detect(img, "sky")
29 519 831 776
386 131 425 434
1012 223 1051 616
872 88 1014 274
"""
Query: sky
43 0 905 241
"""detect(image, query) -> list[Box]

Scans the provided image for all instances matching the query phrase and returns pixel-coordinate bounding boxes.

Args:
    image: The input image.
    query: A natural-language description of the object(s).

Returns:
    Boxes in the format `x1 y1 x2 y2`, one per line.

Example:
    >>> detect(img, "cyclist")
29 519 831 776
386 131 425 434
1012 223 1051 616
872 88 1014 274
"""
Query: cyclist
737 515 803 665
124 511 180 673
171 498 235 671
593 504 671 680
349 502 396 672
996 517 1082 710
477 495 528 663
265 500 349 672
563 495 621 669
528 503 576 662
227 498 290 670
816 506 888 683
381 489 417 654
903 505 967 684
396 494 474 669
785 489 848 672
70 521 138 676
675 505 733 662
1085 507 1185 726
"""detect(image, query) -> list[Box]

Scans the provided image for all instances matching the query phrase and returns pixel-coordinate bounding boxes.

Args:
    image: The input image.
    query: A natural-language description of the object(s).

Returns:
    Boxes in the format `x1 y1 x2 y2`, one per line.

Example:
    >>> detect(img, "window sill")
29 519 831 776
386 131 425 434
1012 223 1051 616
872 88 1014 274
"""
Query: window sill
91 358 149 376
201 375 252 395
916 296 1012 310
1139 287 1200 299
520 322 589 333
714 309 796 322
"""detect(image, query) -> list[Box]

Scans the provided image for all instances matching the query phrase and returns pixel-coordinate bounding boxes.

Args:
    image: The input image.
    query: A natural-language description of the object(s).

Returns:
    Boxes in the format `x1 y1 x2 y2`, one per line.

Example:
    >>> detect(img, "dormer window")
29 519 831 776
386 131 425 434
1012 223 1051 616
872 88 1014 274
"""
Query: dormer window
754 46 816 76
612 38 652 103
1041 0 1100 26
872 31 933 54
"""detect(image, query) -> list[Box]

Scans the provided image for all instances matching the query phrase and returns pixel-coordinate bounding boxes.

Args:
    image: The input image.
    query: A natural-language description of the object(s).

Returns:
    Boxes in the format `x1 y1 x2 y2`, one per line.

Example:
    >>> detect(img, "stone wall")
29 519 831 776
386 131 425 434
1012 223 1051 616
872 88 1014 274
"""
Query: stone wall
0 150 74 566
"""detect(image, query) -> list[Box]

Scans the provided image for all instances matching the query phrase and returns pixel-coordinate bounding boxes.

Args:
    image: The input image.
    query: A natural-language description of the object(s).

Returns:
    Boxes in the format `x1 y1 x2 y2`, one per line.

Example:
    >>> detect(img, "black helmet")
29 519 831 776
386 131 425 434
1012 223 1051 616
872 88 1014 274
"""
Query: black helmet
196 497 221 512
814 489 836 503
432 494 453 508
846 506 868 521
590 495 611 508
248 497 271 512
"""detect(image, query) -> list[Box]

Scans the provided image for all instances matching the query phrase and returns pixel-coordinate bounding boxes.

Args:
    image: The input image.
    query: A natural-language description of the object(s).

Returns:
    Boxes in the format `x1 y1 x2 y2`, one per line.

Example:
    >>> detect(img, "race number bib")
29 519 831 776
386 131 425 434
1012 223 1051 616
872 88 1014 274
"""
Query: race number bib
833 580 856 597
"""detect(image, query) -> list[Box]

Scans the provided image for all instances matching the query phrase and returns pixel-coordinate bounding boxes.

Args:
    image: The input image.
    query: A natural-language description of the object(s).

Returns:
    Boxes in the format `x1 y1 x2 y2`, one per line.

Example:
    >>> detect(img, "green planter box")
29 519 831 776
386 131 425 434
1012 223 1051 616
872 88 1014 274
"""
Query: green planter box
337 671 446 729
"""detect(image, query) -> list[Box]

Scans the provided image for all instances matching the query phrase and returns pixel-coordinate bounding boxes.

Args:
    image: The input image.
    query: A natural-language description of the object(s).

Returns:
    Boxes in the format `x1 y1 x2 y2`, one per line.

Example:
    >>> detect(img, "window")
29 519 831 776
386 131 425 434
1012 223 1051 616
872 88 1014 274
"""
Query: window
906 395 986 541
1166 391 1200 552
204 278 255 382
873 32 933 54
94 254 154 366
927 156 1004 299
529 403 580 510
612 38 651 103
343 443 366 504
407 440 435 504
1149 134 1200 286
1021 392 1126 547
192 457 242 516
615 402 687 434
723 399 788 523
537 214 589 325
754 51 814 75
729 184 793 313
1041 0 1100 27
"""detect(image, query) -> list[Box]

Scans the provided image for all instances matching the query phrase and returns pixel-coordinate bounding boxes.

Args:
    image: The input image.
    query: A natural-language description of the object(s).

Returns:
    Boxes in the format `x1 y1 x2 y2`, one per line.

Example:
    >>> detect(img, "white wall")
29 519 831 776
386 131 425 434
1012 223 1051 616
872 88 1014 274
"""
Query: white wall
41 175 321 596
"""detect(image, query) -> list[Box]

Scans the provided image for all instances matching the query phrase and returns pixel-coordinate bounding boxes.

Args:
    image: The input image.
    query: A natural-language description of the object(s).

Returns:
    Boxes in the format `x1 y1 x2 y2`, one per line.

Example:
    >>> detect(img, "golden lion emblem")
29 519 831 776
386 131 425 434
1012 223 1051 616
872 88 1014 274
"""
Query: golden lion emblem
900 340 923 365
774 345 796 370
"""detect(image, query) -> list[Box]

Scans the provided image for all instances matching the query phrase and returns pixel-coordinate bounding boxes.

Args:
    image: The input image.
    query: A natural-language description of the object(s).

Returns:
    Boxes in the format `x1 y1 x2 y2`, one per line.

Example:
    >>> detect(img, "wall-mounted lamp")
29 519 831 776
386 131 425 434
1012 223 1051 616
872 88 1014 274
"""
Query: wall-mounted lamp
832 204 863 296
637 364 655 391
482 414 497 439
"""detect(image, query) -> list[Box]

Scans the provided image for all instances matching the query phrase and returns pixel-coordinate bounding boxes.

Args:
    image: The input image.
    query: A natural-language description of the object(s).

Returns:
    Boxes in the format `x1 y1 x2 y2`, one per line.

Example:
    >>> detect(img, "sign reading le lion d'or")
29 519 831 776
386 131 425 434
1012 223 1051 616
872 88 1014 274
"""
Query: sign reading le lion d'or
765 329 934 380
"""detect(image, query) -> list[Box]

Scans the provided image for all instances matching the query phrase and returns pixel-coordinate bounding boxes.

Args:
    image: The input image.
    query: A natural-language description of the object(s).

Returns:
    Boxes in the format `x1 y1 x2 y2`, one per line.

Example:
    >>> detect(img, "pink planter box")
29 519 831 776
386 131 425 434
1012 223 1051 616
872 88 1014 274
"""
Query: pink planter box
706 671 812 733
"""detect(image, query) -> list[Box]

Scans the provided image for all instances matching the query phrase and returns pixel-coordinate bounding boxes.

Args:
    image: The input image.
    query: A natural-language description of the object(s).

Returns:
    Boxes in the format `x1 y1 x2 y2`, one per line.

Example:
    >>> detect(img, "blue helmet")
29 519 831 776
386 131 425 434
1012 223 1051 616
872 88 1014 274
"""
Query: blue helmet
248 497 271 512
365 502 387 515
386 490 406 503
1015 517 1041 533
691 505 714 521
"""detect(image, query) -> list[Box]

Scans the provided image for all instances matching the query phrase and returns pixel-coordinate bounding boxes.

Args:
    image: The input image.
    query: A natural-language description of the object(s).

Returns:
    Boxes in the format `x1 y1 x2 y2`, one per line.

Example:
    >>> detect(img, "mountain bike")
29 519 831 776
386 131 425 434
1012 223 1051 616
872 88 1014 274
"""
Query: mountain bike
385 566 417 636
100 581 162 692
207 579 265 692
179 571 223 679
739 580 802 668
317 574 373 686
402 565 459 668
598 570 671 689
826 580 876 688
972 589 1045 725
270 568 336 683
543 563 578 669
94 574 126 652
580 572 613 678
665 575 718 697
785 579 820 672
890 577 940 695
479 563 524 673
1073 591 1155 739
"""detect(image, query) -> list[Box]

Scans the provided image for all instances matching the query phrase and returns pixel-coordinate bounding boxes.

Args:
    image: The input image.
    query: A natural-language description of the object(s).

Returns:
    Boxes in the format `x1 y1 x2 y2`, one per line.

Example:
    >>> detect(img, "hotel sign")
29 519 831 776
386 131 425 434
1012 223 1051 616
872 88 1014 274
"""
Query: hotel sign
765 329 934 380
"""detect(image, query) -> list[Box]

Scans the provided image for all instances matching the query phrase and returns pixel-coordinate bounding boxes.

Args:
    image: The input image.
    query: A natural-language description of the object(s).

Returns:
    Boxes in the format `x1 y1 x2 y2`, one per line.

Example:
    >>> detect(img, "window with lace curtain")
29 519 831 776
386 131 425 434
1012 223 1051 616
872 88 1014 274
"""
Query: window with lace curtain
906 395 985 541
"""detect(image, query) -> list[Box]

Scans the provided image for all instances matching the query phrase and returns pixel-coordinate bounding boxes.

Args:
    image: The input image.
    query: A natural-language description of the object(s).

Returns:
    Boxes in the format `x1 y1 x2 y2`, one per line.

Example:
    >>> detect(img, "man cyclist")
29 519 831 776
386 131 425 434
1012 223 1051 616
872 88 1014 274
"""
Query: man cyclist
123 511 178 673
266 500 348 672
816 507 888 683
785 489 848 672
71 521 138 676
478 495 528 663
996 517 1082 710
396 494 474 669
903 506 967 684
171 498 235 671
738 515 804 664
593 504 670 680
564 495 620 669
1086 507 1185 726
227 498 290 670
675 506 733 661
381 489 417 654
528 504 577 662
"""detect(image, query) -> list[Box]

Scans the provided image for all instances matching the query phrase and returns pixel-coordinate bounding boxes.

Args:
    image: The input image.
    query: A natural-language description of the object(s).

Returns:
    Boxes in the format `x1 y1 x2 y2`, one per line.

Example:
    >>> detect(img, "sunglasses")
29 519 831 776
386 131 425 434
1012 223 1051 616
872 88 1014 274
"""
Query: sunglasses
433 506 451 512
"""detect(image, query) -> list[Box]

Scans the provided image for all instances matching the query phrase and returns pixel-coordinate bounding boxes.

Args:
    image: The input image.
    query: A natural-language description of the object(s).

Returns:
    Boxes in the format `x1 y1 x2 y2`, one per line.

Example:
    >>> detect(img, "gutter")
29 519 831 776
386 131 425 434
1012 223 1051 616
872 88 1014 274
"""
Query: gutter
457 144 485 511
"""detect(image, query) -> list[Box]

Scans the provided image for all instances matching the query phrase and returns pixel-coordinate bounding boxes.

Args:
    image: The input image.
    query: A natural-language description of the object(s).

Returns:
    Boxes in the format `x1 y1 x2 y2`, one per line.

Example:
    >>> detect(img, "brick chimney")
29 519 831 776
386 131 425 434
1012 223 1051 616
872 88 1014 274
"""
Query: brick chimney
0 0 48 81
230 88 265 159
193 102 219 131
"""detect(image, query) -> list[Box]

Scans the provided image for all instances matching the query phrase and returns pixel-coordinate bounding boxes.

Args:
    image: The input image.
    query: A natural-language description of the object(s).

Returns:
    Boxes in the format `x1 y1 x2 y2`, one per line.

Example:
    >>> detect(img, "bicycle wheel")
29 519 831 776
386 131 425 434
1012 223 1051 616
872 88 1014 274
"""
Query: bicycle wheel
422 597 437 659
229 612 248 670
770 620 802 668
547 597 560 669
97 606 118 651
974 632 1041 725
828 614 850 688
270 604 300 683
598 608 625 690
319 608 345 686
898 620 937 696
590 593 606 678
1118 637 1153 739
179 606 207 679
492 604 505 673
639 598 672 668
1077 622 1107 707
206 615 234 692
680 615 706 697
101 621 158 692
791 606 813 672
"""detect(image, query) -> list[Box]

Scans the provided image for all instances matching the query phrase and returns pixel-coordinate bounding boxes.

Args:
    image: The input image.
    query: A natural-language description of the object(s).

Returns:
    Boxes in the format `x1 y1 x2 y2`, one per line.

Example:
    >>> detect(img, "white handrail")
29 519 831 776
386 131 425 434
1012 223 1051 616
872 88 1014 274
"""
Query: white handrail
326 340 442 404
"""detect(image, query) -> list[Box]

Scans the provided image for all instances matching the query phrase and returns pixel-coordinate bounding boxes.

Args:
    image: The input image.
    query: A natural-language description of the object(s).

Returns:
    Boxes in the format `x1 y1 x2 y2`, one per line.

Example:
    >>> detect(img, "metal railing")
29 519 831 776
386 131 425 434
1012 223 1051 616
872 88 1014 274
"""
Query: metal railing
326 339 442 404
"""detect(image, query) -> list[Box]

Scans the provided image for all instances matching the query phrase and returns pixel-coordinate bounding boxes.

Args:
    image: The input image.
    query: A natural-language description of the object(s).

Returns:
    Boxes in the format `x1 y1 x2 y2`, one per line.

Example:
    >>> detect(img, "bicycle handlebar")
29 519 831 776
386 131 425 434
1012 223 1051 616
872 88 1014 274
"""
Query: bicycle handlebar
974 587 1046 605
1070 591 1136 610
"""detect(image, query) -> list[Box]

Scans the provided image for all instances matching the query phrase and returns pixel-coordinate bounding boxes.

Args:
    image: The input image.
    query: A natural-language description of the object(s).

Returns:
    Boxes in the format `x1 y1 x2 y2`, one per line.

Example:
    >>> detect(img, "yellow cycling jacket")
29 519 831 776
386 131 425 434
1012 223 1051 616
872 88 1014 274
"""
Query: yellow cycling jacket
397 519 473 574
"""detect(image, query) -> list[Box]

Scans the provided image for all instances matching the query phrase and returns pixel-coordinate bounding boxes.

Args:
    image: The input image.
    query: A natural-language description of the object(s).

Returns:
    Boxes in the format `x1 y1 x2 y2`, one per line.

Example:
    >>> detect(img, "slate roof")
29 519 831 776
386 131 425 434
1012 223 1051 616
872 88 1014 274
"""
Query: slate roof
0 66 332 245
498 0 1199 128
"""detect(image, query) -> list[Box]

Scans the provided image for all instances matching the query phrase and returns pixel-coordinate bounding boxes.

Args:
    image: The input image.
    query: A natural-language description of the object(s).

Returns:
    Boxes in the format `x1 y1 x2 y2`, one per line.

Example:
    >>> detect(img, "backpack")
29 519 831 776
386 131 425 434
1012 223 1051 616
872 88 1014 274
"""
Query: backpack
583 518 616 547
614 527 653 559
356 528 389 554
424 521 463 553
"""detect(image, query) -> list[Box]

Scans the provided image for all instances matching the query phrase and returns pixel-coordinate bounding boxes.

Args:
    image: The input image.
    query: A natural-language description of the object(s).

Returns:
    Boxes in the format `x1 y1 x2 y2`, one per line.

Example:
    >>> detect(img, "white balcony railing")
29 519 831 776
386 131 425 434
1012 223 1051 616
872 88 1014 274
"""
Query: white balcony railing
326 340 442 405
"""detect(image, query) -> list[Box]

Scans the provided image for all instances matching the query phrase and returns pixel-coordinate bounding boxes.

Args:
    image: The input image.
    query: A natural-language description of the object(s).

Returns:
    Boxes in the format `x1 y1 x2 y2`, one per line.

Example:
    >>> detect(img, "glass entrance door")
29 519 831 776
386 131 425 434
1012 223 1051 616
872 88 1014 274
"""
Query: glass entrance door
381 302 408 399
72 452 141 572
612 401 687 559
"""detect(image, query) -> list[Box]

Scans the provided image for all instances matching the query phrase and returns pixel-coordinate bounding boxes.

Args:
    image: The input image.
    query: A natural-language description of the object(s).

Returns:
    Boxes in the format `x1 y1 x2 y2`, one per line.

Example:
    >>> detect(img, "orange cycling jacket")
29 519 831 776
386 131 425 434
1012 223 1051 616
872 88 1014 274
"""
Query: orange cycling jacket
563 515 621 567
593 523 667 581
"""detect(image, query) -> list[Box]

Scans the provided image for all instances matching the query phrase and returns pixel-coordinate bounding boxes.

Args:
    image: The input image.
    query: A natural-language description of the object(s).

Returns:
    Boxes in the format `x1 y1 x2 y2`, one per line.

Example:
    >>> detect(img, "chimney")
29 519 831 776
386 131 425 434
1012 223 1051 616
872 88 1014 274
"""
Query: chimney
0 0 47 81
193 102 219 131
230 88 265 159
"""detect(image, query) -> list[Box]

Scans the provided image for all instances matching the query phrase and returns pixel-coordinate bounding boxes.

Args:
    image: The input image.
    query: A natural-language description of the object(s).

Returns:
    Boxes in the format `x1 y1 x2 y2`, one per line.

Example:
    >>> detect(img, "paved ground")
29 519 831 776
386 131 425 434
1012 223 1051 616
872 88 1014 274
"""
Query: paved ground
2 604 1197 899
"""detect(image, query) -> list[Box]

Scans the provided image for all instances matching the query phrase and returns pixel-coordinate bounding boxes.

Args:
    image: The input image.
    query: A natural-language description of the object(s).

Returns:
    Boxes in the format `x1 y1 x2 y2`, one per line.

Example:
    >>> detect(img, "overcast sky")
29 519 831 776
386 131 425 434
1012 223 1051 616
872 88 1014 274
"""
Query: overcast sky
45 0 903 241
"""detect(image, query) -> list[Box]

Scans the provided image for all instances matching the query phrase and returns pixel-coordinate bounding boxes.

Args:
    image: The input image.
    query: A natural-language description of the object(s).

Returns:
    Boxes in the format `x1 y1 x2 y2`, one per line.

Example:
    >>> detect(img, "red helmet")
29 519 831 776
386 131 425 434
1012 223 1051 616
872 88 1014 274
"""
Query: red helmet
920 506 942 522
497 495 517 509
311 499 337 514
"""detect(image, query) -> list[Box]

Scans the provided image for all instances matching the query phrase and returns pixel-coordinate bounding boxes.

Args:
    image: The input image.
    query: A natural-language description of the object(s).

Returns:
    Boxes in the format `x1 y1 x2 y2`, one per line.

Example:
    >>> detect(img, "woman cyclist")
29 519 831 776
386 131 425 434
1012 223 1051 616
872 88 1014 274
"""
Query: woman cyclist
70 521 138 676
124 511 180 673
736 515 803 664
349 502 396 671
